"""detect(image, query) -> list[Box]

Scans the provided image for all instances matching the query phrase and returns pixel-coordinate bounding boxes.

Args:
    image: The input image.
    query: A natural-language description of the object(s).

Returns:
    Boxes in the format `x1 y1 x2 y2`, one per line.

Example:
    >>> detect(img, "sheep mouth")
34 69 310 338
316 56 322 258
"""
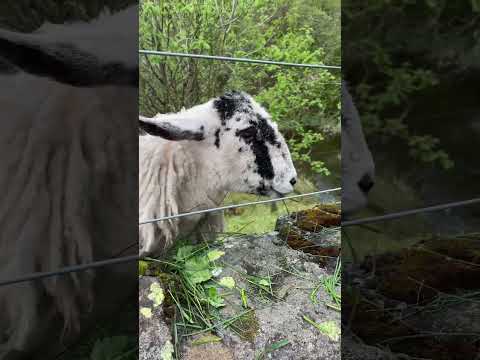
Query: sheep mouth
260 188 287 198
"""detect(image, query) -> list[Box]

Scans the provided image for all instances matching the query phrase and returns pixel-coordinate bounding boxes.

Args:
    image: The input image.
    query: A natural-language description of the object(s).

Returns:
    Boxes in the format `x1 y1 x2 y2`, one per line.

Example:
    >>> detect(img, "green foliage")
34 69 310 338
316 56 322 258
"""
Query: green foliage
140 0 340 174
341 1 480 170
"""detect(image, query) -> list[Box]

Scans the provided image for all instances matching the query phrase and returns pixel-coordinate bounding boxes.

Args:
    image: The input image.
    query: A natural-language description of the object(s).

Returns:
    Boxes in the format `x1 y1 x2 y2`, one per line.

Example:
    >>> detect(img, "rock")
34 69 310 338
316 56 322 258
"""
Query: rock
343 234 480 359
189 233 342 360
275 204 341 259
182 335 235 360
139 276 173 360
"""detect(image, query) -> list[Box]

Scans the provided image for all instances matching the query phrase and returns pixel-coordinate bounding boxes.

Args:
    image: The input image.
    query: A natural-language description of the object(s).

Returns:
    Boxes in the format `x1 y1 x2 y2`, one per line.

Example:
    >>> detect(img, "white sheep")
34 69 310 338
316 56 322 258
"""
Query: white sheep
0 5 138 357
341 80 375 216
139 90 298 257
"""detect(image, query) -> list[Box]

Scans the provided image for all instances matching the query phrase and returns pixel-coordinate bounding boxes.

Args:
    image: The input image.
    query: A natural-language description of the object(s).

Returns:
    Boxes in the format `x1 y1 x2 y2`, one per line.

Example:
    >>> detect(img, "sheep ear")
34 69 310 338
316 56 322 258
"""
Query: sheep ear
0 29 137 87
139 115 205 141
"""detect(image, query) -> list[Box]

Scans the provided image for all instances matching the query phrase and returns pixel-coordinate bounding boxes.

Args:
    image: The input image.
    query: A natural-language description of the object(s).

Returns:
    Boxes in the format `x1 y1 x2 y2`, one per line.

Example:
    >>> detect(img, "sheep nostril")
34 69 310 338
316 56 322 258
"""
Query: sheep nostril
290 177 297 186
358 174 374 194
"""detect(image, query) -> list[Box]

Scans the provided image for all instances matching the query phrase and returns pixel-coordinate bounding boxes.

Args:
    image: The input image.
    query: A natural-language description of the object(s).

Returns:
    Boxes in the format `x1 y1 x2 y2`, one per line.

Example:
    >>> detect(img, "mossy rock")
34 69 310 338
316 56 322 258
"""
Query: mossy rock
275 203 340 258
344 233 480 359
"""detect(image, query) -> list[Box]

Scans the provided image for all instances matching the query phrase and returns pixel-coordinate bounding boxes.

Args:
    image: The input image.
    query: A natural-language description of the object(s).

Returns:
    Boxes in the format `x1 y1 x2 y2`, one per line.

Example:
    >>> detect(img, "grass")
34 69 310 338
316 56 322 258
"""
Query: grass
321 257 341 310
224 176 319 235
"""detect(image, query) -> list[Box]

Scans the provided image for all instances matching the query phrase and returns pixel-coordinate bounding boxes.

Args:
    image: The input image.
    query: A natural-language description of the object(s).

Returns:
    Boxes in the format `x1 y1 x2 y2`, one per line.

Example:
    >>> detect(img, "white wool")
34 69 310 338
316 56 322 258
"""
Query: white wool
139 135 225 257
0 6 137 355
139 92 298 257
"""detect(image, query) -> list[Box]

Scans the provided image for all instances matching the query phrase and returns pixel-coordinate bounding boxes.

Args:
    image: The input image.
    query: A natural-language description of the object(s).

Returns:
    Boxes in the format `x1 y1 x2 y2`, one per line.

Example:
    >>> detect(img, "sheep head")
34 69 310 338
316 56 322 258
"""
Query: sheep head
341 81 375 216
140 90 298 197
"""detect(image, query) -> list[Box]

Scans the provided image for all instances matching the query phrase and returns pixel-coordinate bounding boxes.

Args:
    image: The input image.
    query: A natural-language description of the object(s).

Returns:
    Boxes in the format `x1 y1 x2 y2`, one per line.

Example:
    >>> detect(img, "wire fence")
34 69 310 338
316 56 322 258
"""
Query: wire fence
1 50 479 288
139 188 341 225
139 50 341 70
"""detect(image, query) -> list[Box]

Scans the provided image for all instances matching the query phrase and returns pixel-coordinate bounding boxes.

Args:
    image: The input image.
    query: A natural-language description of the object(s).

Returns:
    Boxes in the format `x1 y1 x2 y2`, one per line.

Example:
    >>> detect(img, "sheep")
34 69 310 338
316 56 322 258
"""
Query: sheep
341 80 375 216
139 90 298 257
0 5 138 357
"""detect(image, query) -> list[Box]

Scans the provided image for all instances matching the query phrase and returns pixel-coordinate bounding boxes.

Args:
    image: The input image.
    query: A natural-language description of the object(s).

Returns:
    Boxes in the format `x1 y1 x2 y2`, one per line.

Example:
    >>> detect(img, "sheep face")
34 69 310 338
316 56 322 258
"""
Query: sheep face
212 91 297 196
341 81 375 216
139 91 297 197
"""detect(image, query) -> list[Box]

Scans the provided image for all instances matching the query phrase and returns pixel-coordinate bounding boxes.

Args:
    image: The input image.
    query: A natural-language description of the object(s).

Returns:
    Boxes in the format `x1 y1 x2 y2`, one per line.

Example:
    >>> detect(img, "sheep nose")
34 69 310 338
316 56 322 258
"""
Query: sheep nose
290 177 297 186
358 174 374 194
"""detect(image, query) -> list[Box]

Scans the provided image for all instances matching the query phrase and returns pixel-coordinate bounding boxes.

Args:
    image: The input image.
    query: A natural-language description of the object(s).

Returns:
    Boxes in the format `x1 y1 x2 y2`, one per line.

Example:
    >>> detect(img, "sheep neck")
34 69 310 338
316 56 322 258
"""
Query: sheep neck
177 141 227 213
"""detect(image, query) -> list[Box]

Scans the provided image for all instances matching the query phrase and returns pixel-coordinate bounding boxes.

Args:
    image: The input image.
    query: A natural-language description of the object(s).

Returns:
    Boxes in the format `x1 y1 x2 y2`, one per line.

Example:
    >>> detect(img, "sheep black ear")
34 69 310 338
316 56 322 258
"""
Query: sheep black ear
0 30 137 87
139 116 205 141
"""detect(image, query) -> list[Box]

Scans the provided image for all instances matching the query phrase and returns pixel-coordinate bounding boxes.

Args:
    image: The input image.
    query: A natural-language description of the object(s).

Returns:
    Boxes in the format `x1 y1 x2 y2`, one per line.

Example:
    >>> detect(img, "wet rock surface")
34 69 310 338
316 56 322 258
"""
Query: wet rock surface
275 203 341 260
213 233 340 360
139 276 173 360
343 234 480 360
139 225 341 360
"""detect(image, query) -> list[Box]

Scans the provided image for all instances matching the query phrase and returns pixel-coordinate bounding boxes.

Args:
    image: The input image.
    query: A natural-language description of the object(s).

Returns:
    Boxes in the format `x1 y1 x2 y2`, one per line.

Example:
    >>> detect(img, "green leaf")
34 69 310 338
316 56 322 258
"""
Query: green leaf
185 269 212 284
303 316 340 341
268 339 290 351
191 334 222 346
219 276 236 289
240 288 248 308
258 278 271 287
206 287 225 308
176 245 195 261
185 256 210 271
138 260 148 276
206 250 225 262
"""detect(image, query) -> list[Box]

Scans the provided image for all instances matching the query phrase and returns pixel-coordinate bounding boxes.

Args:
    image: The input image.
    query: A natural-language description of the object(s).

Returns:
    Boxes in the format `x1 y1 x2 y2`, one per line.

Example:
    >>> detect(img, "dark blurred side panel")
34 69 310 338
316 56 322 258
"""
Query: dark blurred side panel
342 1 480 359
0 2 138 359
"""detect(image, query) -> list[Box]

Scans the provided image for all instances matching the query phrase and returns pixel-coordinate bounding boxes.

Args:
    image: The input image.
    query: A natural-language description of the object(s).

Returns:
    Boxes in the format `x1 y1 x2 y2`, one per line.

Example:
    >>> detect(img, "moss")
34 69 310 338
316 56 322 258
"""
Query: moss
230 310 260 342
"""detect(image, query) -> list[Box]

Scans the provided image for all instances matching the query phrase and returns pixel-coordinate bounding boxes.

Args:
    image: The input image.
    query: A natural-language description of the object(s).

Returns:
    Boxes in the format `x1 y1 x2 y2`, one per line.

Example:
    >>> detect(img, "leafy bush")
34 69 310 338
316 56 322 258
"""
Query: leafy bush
139 0 340 174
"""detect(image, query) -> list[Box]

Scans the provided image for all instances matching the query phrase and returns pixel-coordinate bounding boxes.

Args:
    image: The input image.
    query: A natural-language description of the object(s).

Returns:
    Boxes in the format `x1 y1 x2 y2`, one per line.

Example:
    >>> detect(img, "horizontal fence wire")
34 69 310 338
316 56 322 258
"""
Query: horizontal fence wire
0 255 140 288
139 50 341 70
139 188 341 225
2 195 480 288
342 197 480 227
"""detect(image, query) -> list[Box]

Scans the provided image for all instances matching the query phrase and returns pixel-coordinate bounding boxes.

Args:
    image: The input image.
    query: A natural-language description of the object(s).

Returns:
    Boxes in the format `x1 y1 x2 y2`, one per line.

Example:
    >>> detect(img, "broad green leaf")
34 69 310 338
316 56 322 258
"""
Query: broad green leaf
185 256 210 271
206 250 225 262
185 269 212 284
206 287 225 308
176 245 195 261
219 277 235 289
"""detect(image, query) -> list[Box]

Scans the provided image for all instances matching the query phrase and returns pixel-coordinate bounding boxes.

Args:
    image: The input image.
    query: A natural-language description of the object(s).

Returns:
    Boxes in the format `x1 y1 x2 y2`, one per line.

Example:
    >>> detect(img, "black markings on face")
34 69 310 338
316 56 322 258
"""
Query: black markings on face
238 147 243 152
234 113 281 180
214 128 221 148
213 90 251 125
